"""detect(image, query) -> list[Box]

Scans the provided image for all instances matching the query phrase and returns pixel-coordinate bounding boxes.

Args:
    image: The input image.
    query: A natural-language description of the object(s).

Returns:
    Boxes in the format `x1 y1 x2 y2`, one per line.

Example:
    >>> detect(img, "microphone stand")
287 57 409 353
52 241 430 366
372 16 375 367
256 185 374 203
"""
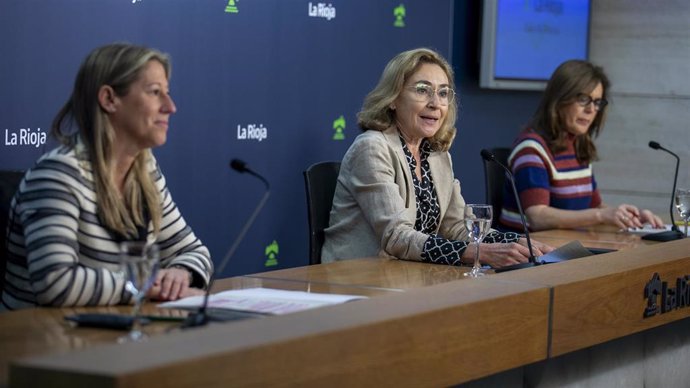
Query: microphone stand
480 149 542 273
182 159 270 328
642 141 684 241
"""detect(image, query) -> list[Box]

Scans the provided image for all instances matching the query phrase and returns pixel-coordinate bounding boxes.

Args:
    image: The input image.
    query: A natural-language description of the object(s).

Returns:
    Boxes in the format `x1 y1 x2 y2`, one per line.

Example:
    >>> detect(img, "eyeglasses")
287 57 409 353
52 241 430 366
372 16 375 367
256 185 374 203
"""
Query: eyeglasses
405 83 455 106
575 93 608 111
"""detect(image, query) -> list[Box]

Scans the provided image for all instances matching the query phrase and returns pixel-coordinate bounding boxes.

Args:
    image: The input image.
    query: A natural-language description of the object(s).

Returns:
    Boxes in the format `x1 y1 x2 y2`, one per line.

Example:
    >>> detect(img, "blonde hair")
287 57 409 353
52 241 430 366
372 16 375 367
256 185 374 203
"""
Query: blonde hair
51 43 171 238
357 48 458 152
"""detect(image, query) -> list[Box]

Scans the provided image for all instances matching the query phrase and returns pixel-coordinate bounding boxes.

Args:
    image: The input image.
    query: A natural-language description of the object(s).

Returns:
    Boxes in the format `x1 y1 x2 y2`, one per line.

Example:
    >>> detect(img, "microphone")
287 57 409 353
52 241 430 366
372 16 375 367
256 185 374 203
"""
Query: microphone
642 141 684 241
480 149 541 272
182 159 271 328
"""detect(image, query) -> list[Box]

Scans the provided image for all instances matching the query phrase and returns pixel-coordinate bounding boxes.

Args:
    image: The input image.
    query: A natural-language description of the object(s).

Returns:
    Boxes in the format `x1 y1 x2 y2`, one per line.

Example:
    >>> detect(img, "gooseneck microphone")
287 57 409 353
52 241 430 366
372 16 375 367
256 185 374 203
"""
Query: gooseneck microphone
182 159 271 328
643 141 684 241
480 149 541 272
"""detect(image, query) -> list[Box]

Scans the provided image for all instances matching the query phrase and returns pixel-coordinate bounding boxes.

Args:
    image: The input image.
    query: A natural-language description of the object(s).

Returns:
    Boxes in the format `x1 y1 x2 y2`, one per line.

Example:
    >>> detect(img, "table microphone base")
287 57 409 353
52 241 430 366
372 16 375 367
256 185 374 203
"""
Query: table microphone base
642 230 685 242
181 309 267 329
494 260 545 273
181 311 209 329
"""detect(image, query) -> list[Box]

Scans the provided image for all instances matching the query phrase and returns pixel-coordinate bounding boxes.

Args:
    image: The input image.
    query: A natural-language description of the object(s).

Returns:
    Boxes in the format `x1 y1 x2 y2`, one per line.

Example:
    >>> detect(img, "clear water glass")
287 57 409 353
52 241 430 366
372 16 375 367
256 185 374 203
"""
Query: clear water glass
118 241 160 343
675 188 690 237
463 204 493 278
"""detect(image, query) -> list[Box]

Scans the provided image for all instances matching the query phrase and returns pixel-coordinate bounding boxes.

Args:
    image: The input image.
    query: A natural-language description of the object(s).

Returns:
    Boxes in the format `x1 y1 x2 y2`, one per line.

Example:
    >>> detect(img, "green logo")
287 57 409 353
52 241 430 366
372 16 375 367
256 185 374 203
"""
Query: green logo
332 115 346 140
225 0 238 14
264 240 279 267
393 4 406 27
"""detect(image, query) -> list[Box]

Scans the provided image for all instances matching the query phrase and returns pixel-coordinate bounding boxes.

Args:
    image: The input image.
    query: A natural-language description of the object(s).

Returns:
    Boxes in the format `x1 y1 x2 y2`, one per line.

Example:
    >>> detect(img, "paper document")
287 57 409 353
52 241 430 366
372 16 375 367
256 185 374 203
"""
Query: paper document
159 287 367 315
538 240 596 264
626 224 675 235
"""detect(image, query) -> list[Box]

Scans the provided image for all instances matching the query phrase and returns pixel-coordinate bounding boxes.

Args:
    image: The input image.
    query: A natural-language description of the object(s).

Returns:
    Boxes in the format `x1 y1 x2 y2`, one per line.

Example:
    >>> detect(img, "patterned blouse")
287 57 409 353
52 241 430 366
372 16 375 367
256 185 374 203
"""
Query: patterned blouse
399 136 520 266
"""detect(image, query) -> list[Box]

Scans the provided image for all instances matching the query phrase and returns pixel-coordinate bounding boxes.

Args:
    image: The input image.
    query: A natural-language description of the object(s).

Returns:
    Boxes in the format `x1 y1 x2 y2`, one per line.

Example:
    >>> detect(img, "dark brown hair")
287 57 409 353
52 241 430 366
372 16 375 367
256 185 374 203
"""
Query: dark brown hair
531 59 610 164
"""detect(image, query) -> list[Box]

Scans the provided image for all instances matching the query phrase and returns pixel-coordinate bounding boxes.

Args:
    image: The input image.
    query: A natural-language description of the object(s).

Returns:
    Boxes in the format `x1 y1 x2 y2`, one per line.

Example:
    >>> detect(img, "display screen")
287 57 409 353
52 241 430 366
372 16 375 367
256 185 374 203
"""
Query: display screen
481 0 591 90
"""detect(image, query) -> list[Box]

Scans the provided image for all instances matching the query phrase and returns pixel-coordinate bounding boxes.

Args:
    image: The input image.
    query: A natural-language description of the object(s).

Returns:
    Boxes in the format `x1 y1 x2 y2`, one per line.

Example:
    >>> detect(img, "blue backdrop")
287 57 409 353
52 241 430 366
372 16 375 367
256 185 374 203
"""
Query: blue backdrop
1 0 462 277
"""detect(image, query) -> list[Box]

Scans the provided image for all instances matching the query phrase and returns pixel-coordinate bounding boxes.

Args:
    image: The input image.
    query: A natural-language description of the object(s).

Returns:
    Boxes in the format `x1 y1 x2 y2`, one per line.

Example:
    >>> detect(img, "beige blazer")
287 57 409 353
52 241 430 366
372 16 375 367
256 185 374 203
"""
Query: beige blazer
321 126 470 263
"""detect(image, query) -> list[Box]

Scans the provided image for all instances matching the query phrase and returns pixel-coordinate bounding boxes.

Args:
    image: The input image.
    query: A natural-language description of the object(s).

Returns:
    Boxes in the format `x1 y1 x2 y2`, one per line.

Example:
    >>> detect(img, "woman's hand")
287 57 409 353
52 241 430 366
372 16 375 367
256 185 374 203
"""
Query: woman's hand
524 238 555 256
473 238 554 269
600 204 644 229
475 242 531 268
639 209 665 228
147 267 192 301
179 287 206 298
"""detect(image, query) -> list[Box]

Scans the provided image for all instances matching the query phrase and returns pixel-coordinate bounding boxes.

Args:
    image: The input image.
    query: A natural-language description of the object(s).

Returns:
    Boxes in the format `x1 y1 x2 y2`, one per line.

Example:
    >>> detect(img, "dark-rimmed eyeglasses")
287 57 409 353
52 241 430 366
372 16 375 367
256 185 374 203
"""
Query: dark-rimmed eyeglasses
576 93 608 111
405 83 455 106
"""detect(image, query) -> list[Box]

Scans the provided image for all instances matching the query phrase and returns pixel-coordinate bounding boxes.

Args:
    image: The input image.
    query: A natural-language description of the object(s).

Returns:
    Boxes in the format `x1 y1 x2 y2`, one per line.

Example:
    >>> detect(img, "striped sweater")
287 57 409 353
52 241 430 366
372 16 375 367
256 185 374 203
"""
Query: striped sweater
1 142 213 311
499 130 601 231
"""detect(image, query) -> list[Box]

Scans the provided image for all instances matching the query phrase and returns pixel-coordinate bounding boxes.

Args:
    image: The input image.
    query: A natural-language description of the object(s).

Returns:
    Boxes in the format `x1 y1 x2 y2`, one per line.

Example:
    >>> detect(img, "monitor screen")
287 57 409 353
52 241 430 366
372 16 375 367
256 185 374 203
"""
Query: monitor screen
480 0 591 90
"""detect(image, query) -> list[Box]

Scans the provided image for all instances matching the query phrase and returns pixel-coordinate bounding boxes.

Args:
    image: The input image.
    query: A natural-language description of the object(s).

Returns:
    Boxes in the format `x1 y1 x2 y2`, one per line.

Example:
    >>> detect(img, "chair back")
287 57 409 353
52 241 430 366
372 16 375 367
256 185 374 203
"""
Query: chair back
0 170 25 294
482 148 511 228
303 161 340 265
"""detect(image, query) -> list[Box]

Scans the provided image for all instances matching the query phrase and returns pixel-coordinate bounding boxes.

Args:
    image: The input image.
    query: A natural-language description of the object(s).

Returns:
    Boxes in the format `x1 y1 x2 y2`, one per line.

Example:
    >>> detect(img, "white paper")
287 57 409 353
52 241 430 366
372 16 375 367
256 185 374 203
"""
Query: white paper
626 224 675 235
158 287 367 315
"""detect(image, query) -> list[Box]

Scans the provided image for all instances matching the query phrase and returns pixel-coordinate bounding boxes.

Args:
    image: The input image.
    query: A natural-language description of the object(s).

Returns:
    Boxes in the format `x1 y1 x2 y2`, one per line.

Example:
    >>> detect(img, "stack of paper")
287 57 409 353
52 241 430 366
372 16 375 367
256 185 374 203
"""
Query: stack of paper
158 288 367 315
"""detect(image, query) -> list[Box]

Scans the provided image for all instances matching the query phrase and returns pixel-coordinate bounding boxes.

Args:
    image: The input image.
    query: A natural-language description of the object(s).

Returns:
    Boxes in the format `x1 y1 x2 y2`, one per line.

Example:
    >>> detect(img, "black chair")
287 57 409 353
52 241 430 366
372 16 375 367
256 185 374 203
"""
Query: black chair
303 161 340 265
482 147 511 228
0 170 25 294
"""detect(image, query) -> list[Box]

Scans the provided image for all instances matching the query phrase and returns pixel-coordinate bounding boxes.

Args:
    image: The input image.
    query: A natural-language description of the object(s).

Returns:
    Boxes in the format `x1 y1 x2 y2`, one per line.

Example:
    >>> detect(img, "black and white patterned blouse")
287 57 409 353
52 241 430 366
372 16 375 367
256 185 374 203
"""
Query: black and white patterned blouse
399 136 520 266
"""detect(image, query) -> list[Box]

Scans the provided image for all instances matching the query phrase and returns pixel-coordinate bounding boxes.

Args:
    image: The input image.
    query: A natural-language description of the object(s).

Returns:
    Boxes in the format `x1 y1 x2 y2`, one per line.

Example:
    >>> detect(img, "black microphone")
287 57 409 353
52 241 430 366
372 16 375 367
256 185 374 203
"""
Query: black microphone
182 159 271 328
642 141 684 241
480 149 541 272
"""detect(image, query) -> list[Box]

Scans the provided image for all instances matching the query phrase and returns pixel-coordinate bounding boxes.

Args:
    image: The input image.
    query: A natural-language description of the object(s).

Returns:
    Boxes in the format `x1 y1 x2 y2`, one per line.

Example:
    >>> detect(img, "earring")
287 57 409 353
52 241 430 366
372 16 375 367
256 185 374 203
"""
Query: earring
389 104 396 110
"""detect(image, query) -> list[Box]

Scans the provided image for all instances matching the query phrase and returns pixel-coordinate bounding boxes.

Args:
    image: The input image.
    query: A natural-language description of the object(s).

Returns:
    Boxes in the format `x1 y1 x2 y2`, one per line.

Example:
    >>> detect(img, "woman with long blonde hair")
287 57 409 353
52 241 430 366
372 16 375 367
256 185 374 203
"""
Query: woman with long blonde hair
2 43 213 310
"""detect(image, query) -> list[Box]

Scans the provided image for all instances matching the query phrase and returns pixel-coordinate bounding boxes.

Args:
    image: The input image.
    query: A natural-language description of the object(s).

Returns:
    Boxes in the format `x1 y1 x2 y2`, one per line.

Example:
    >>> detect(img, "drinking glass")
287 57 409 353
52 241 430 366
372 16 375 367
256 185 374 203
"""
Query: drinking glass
463 204 493 278
118 241 160 343
675 188 690 237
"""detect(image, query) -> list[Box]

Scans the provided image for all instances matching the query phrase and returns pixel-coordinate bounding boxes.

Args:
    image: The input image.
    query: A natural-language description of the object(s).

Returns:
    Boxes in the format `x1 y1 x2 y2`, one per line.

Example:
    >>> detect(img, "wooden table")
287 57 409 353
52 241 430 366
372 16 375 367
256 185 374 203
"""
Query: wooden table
0 277 399 387
4 272 551 387
531 225 657 250
2 228 689 387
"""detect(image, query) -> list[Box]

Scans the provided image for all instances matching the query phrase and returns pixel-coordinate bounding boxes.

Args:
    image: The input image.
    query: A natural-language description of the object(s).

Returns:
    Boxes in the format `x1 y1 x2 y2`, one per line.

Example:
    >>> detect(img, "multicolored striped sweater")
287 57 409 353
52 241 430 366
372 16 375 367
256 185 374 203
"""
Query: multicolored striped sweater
499 130 601 231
